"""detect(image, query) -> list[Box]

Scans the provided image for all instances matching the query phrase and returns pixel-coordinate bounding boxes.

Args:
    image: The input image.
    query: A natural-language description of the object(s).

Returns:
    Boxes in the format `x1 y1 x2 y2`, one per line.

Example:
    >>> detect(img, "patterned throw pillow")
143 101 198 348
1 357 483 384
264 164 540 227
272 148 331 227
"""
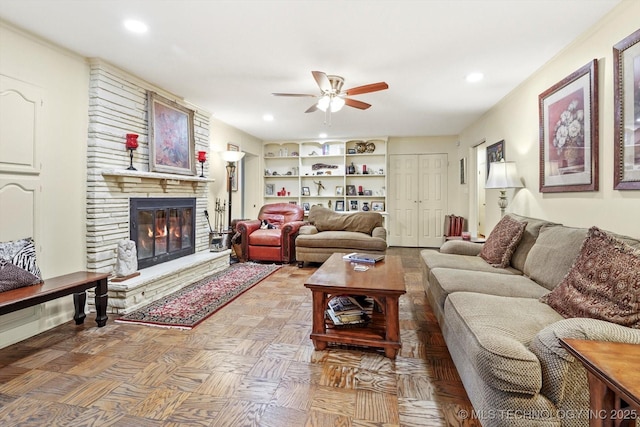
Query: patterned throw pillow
0 260 42 292
479 215 527 268
540 227 640 329
0 237 42 292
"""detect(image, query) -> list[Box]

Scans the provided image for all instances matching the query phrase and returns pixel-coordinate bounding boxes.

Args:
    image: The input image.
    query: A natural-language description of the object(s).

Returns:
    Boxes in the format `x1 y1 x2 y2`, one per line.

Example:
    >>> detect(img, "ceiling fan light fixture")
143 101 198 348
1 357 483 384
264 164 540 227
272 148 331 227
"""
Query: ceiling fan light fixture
317 95 331 112
330 96 345 112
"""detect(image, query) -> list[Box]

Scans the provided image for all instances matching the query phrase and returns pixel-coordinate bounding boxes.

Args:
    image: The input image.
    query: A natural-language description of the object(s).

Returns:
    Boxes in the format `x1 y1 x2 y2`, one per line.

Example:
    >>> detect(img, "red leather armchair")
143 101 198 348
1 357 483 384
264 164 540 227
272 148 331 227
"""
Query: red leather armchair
236 203 306 263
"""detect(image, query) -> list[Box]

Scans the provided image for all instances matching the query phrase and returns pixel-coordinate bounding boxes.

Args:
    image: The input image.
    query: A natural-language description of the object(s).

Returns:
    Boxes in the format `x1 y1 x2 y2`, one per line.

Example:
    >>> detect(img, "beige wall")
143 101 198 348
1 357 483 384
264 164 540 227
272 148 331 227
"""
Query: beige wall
388 135 462 217
208 117 263 222
0 22 90 347
459 0 640 238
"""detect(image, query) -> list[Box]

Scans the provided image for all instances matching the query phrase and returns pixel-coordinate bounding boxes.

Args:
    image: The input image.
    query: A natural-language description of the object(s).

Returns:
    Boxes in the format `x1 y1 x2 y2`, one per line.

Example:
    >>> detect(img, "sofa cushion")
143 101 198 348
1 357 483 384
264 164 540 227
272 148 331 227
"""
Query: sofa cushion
308 205 382 234
523 225 588 291
421 250 521 277
429 268 548 312
540 226 640 329
508 214 560 272
530 318 640 408
296 230 387 252
444 292 563 395
479 215 526 268
247 229 282 246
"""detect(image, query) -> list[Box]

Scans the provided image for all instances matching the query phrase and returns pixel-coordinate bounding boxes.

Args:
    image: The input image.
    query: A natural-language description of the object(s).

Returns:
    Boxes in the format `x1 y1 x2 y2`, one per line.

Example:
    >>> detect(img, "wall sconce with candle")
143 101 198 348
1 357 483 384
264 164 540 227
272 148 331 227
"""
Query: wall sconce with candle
125 133 139 170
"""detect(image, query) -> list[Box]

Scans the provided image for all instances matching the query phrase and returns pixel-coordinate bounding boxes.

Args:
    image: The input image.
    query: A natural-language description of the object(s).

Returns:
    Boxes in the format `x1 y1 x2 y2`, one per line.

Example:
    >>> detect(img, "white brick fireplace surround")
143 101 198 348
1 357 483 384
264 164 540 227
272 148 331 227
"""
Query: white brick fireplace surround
86 60 228 314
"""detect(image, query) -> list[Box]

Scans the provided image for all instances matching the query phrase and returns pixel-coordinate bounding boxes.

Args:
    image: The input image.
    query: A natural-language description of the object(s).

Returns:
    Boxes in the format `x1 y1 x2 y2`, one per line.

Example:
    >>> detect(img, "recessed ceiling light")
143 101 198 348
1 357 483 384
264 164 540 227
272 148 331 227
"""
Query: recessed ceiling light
263 114 274 122
319 133 327 139
124 19 148 34
465 72 484 83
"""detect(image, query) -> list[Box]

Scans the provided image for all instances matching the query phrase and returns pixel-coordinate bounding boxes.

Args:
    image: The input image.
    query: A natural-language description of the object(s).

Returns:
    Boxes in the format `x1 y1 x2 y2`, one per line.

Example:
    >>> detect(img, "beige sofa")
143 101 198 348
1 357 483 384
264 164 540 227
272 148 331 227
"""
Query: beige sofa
295 205 387 267
421 213 640 427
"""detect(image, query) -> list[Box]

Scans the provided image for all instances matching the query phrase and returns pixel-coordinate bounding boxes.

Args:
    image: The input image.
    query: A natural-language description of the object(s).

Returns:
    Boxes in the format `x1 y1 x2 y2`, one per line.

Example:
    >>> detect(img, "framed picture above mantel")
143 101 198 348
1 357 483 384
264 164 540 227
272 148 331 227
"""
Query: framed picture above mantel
148 92 196 176
538 59 599 193
613 28 640 190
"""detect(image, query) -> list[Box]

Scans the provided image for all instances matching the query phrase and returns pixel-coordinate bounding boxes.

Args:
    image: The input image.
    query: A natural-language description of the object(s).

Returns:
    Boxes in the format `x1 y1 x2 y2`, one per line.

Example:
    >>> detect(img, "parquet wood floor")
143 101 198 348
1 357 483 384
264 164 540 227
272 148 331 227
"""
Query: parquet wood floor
0 248 480 426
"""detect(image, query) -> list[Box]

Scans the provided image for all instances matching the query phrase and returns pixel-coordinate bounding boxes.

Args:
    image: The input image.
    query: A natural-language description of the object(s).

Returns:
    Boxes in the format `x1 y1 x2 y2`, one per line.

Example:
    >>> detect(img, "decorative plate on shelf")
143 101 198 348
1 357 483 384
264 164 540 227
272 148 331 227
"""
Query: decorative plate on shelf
365 142 376 153
356 142 367 153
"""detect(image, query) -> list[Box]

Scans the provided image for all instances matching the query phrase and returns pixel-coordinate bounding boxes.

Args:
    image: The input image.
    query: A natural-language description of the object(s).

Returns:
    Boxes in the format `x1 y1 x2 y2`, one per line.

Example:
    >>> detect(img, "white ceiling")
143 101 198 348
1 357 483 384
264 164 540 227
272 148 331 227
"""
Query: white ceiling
0 0 621 142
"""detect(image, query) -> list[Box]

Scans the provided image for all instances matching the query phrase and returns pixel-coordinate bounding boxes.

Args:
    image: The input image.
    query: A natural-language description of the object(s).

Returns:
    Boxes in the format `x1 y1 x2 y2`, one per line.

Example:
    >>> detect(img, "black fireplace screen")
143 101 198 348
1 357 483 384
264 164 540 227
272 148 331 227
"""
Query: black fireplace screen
130 198 195 269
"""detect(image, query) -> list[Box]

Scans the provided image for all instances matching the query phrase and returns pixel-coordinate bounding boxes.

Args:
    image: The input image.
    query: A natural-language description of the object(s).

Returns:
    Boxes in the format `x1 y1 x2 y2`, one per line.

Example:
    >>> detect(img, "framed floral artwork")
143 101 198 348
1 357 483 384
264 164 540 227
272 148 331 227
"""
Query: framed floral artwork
148 92 195 176
539 59 598 193
613 28 640 190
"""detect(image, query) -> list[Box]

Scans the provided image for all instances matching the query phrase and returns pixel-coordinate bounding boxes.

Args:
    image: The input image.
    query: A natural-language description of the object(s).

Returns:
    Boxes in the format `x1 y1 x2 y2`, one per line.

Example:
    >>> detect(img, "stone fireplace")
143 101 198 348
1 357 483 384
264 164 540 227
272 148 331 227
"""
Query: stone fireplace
85 60 229 314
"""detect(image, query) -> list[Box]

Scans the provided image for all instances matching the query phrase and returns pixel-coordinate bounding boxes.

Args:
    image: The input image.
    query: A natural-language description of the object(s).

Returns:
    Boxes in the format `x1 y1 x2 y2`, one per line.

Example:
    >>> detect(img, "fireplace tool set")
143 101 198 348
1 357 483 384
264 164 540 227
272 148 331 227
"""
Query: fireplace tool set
206 199 229 252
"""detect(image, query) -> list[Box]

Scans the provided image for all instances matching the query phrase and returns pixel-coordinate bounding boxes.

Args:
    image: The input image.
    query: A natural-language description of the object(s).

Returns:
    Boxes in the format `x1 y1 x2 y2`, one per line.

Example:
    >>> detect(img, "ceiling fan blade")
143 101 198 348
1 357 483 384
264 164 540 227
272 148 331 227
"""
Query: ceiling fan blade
305 103 319 113
344 82 389 96
344 98 371 110
272 93 317 97
312 71 331 92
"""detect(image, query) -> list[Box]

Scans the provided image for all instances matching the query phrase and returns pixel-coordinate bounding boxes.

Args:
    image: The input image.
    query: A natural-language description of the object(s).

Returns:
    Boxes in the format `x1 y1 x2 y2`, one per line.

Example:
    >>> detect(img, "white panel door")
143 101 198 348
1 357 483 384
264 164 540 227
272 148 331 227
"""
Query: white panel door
418 154 447 247
389 154 447 247
389 155 419 246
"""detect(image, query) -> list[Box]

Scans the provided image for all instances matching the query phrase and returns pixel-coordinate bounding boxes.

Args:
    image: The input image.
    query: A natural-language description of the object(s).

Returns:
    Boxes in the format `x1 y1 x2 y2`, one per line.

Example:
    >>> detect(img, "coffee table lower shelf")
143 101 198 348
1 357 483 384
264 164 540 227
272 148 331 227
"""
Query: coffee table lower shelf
310 326 401 357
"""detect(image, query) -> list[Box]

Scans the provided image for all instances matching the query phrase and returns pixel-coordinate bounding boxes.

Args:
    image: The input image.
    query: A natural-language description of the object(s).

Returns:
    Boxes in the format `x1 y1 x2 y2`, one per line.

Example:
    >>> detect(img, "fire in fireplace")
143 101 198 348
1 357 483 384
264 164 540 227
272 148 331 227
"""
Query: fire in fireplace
130 198 196 269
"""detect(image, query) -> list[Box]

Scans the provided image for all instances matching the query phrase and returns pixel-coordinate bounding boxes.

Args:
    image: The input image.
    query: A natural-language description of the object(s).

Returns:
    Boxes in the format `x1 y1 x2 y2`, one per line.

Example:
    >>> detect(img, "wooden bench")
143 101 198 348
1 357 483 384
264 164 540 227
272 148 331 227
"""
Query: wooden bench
0 271 109 327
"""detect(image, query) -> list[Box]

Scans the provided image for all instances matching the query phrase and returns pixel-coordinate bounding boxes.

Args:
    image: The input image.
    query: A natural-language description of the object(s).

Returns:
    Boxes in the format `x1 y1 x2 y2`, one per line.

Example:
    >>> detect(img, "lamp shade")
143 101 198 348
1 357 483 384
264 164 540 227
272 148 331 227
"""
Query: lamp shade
220 150 245 162
485 160 523 189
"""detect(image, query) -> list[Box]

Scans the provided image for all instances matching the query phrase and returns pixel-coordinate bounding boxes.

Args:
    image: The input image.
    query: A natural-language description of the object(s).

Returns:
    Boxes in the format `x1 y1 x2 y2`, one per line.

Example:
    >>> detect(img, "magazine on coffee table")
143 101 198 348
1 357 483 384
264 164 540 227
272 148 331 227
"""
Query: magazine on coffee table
342 252 385 264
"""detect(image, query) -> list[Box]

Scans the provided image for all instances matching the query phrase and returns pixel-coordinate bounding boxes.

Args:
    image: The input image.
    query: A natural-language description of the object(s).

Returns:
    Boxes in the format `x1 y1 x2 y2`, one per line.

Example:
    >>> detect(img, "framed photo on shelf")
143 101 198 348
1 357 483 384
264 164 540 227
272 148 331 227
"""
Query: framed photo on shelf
302 202 310 212
148 91 195 176
363 189 372 196
349 200 358 211
227 143 240 191
265 183 275 196
335 186 344 196
335 200 345 211
539 59 598 193
346 185 356 196
613 29 640 190
371 201 385 212
486 140 504 177
301 186 310 196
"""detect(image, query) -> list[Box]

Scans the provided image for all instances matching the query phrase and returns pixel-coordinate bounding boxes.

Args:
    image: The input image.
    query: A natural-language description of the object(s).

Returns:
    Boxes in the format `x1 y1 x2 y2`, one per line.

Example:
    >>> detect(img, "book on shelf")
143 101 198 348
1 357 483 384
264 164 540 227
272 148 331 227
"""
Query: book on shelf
342 252 385 264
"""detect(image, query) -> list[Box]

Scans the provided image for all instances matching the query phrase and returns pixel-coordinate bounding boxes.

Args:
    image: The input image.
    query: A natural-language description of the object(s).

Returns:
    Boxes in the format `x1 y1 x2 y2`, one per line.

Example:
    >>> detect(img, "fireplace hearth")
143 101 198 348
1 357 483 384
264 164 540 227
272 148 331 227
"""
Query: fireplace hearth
130 198 196 269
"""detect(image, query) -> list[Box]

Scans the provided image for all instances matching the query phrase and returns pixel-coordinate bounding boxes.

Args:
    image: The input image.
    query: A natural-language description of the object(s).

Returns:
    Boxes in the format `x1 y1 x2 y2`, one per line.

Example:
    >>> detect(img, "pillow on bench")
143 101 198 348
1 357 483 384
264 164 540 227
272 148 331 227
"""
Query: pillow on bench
0 237 43 292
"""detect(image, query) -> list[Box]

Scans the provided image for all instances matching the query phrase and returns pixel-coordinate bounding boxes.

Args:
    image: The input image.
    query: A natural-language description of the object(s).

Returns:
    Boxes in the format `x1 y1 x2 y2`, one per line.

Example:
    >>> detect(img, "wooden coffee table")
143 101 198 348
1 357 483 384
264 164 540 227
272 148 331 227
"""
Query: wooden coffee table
560 338 640 427
304 253 406 359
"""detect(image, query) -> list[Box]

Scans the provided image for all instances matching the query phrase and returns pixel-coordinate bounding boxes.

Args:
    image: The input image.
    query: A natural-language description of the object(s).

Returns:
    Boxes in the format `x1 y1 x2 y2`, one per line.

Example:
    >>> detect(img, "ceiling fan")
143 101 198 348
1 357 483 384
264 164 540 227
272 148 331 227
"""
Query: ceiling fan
273 71 389 114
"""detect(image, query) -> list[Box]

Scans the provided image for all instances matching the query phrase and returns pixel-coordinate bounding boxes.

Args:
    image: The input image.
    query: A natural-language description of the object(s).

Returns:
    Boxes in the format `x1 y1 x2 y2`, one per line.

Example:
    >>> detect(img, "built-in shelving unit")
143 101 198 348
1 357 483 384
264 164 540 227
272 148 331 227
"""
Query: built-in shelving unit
263 138 387 216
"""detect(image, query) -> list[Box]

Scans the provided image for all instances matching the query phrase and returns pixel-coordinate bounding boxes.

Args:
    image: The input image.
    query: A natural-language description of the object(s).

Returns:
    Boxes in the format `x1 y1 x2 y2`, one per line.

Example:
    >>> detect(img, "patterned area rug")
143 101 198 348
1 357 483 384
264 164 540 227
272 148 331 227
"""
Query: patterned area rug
115 263 281 329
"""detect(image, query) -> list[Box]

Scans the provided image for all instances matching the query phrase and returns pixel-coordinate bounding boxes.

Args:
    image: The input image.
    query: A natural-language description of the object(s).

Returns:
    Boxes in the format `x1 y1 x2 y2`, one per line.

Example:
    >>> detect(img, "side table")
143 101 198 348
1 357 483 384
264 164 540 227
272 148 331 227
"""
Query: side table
560 338 640 427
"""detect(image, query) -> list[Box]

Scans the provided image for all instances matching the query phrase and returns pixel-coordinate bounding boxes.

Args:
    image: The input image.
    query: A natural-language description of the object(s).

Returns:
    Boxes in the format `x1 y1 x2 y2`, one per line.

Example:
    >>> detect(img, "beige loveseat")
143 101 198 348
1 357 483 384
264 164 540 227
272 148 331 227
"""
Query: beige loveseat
295 205 387 267
421 213 640 427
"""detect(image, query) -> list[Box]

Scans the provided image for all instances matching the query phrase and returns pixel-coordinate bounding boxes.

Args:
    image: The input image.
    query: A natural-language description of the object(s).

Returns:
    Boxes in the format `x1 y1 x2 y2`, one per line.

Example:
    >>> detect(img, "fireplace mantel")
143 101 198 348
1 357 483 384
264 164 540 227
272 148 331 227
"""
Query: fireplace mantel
102 169 213 192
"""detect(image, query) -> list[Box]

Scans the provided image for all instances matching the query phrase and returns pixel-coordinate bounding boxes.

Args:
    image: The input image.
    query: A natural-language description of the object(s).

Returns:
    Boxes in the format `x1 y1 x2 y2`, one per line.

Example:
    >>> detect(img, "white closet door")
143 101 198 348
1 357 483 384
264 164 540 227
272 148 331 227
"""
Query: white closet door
389 154 447 247
418 154 447 247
